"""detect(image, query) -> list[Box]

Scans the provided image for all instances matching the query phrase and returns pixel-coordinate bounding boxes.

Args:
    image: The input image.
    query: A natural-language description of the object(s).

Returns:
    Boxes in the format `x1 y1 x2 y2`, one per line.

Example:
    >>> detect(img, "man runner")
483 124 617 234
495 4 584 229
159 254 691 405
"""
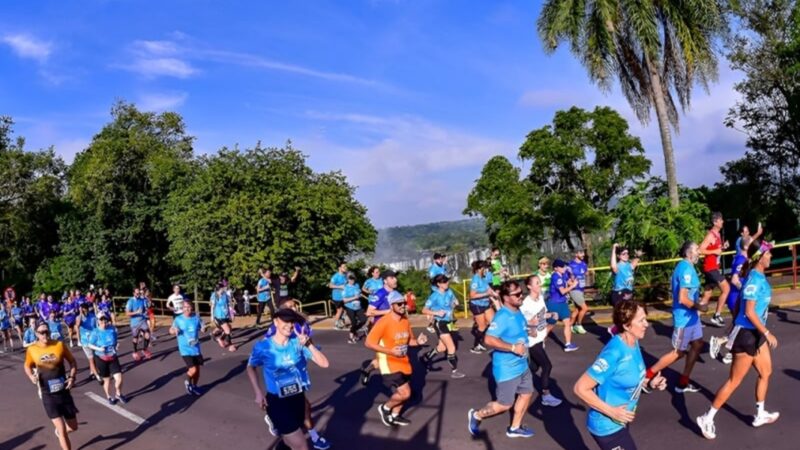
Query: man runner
568 249 589 334
699 212 732 327
329 262 348 330
365 291 427 427
468 280 535 438
170 301 207 395
125 288 152 361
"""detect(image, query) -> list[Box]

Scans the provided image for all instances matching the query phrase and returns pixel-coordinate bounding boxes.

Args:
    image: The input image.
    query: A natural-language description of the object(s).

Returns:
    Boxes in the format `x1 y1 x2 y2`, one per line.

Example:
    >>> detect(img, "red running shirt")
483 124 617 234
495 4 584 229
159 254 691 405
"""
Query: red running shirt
703 230 722 272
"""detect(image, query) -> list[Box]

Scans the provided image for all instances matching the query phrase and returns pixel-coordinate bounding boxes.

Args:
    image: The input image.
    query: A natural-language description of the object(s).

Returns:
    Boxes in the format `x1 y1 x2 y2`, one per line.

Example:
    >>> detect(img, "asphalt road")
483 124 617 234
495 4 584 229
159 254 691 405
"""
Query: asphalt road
2 306 799 450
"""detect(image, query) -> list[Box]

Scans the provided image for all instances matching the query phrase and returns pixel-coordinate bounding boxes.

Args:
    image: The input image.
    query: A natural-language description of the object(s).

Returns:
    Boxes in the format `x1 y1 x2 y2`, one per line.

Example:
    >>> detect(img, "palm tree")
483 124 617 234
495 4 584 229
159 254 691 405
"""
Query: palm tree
537 0 725 208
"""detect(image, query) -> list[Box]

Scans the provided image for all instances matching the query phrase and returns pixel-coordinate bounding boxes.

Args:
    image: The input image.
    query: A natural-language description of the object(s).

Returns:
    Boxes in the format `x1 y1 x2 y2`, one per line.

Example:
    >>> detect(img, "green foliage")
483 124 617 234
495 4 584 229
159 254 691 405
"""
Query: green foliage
466 106 650 264
0 117 66 293
164 144 377 294
56 102 194 292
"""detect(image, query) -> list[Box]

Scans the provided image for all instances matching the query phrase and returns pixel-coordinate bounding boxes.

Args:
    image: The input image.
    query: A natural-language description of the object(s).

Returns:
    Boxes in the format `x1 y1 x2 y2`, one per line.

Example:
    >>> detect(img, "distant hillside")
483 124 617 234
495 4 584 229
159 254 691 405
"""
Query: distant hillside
373 218 490 262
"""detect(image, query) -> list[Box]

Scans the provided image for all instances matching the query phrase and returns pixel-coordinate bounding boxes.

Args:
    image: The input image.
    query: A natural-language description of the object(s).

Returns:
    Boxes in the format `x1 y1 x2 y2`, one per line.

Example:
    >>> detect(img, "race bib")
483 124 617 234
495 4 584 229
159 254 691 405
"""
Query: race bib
275 370 303 398
396 345 409 357
578 279 586 288
104 345 115 354
47 376 66 394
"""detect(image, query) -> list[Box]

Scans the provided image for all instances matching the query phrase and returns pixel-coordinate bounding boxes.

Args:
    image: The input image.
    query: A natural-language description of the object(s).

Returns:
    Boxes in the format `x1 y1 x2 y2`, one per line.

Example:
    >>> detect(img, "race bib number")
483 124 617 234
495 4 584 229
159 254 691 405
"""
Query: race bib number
578 279 585 288
396 345 409 357
47 377 66 394
275 371 303 398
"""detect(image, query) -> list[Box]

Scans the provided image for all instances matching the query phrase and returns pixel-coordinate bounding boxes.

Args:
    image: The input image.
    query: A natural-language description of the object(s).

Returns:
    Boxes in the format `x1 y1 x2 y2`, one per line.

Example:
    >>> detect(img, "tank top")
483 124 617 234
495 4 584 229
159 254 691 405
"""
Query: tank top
703 229 722 272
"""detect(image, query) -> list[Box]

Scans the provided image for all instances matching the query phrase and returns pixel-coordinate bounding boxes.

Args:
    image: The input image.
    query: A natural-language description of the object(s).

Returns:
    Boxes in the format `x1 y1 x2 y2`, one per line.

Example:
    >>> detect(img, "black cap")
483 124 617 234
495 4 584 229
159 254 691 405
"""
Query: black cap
553 259 566 268
433 252 445 259
273 308 306 324
381 269 398 278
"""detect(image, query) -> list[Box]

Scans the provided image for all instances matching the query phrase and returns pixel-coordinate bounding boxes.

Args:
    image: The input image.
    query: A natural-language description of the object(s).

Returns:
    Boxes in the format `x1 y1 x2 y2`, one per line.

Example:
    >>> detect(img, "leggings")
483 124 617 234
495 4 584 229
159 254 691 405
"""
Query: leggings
345 308 367 335
255 301 274 324
592 427 637 450
528 342 552 392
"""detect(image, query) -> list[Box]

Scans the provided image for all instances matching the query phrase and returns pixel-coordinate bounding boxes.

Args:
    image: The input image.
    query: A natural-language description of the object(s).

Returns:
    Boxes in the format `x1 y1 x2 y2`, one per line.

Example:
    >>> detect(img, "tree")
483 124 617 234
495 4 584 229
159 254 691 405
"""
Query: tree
0 117 67 293
466 106 650 265
538 0 726 208
164 144 376 295
722 0 800 235
55 102 194 292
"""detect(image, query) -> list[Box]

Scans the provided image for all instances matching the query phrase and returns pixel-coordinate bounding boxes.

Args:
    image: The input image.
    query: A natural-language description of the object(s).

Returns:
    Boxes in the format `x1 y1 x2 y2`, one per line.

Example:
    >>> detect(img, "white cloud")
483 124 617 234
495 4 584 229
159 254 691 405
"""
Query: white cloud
55 138 90 164
138 92 188 112
1 33 52 62
118 40 197 78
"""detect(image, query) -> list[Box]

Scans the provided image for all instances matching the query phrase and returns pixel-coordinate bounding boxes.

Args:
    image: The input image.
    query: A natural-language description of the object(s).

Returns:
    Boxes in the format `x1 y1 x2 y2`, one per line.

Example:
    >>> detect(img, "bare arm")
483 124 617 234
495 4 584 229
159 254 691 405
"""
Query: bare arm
365 305 390 318
610 244 618 273
306 344 329 368
699 232 720 256
574 373 635 424
483 334 525 356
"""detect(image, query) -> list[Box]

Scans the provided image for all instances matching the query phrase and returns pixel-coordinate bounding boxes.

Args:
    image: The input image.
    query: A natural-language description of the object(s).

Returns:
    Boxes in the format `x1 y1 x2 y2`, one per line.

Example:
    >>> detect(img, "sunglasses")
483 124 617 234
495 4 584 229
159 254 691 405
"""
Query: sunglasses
392 303 407 307
36 329 49 335
507 291 523 298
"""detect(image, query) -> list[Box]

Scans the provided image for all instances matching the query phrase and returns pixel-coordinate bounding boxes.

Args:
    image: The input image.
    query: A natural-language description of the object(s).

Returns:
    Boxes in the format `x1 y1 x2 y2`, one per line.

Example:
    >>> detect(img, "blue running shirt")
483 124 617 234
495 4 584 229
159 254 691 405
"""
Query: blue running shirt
470 274 490 307
364 278 383 301
568 260 588 291
89 327 118 357
248 336 313 396
486 307 529 382
212 292 231 319
78 312 97 343
257 277 271 303
125 297 147 327
549 271 569 303
424 289 456 322
586 335 646 437
735 271 771 329
613 261 634 291
343 283 362 310
671 260 700 327
330 272 347 301
173 314 203 356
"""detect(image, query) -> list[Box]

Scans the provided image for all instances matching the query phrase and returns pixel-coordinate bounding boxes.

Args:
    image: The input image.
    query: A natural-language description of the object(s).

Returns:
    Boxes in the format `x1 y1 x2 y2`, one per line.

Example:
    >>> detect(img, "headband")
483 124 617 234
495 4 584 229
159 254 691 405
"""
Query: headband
751 241 774 263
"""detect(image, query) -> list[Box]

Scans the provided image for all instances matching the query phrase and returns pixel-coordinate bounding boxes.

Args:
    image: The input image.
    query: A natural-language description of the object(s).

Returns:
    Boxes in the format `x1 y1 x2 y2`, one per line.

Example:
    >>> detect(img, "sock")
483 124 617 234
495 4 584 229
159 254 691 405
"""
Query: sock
132 341 139 352
143 338 150 350
706 407 718 420
756 401 765 415
679 375 690 387
308 428 320 441
447 353 458 370
645 369 655 380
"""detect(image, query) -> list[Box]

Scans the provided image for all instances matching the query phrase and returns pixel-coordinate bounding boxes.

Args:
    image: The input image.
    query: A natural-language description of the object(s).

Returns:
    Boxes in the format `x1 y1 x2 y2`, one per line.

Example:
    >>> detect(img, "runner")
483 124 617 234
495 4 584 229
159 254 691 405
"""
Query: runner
210 282 237 352
23 317 37 348
22 296 37 324
62 295 79 348
170 301 207 395
125 288 152 361
96 293 115 326
40 295 61 323
735 222 763 260
366 291 427 427
46 311 66 342
696 240 780 439
167 284 185 318
0 305 12 352
361 270 399 385
568 249 589 334
467 280 535 438
342 274 367 344
699 212 732 327
535 257 552 301
329 262 348 330
427 254 448 332
143 286 157 338
274 267 301 309
574 299 667 450
420 274 465 379
3 285 15 309
520 275 561 406
469 260 495 354
11 301 24 345
255 267 274 327
75 303 102 385
610 243 641 306
643 241 707 394
24 320 80 450
548 259 579 352
490 247 508 290
709 232 750 365
246 308 330 450
363 266 384 299
87 314 126 404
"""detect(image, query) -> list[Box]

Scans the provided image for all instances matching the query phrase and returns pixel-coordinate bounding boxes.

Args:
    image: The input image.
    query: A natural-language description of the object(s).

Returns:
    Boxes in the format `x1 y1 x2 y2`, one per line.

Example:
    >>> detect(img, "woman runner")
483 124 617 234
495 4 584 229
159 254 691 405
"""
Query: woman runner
420 274 465 378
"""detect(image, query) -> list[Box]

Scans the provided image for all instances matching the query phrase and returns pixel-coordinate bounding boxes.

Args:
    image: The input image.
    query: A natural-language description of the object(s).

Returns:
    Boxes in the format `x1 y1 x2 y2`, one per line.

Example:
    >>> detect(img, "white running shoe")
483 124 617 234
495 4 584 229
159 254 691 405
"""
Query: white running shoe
710 315 725 327
541 393 562 407
696 414 716 439
752 411 780 428
675 383 701 394
722 353 733 365
709 336 720 360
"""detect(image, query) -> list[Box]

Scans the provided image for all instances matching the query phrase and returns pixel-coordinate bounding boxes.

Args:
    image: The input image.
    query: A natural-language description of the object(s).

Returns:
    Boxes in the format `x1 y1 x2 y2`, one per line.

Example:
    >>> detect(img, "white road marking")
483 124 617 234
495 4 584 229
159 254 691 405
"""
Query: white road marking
84 391 147 425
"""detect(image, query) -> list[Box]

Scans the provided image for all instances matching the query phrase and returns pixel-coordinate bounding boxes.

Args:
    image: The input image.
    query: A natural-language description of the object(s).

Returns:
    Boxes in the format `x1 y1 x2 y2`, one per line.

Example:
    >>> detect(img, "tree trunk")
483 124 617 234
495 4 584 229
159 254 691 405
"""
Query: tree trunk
647 61 680 208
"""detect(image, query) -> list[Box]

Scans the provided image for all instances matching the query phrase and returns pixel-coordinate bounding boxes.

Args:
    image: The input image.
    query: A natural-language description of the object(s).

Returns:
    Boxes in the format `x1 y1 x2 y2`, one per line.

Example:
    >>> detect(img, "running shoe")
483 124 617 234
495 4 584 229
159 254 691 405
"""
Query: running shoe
476 344 488 352
360 368 371 386
450 370 466 379
426 325 436 334
377 404 394 427
392 415 411 426
190 385 204 396
184 380 192 395
722 353 733 365
347 337 357 345
312 436 331 450
142 350 152 360
506 425 534 438
564 343 579 352
710 314 725 327
107 397 117 406
752 411 780 428
334 320 345 330
541 393 562 407
467 409 480 436
469 346 484 354
96 374 104 386
132 352 141 362
675 383 701 394
696 414 716 439
264 414 277 436
227 345 237 352
572 325 587 334
116 394 127 404
709 336 721 360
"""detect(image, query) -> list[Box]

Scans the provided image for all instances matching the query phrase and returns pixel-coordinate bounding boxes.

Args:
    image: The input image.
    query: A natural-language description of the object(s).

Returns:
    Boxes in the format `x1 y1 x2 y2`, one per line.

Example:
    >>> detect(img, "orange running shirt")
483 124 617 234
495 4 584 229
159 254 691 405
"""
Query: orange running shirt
366 314 412 375
25 340 72 392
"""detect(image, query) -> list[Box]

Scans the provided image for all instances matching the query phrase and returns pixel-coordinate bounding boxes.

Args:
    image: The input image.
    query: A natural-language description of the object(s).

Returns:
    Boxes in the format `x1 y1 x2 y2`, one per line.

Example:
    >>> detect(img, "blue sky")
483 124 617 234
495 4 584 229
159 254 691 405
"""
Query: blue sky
1 0 747 228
